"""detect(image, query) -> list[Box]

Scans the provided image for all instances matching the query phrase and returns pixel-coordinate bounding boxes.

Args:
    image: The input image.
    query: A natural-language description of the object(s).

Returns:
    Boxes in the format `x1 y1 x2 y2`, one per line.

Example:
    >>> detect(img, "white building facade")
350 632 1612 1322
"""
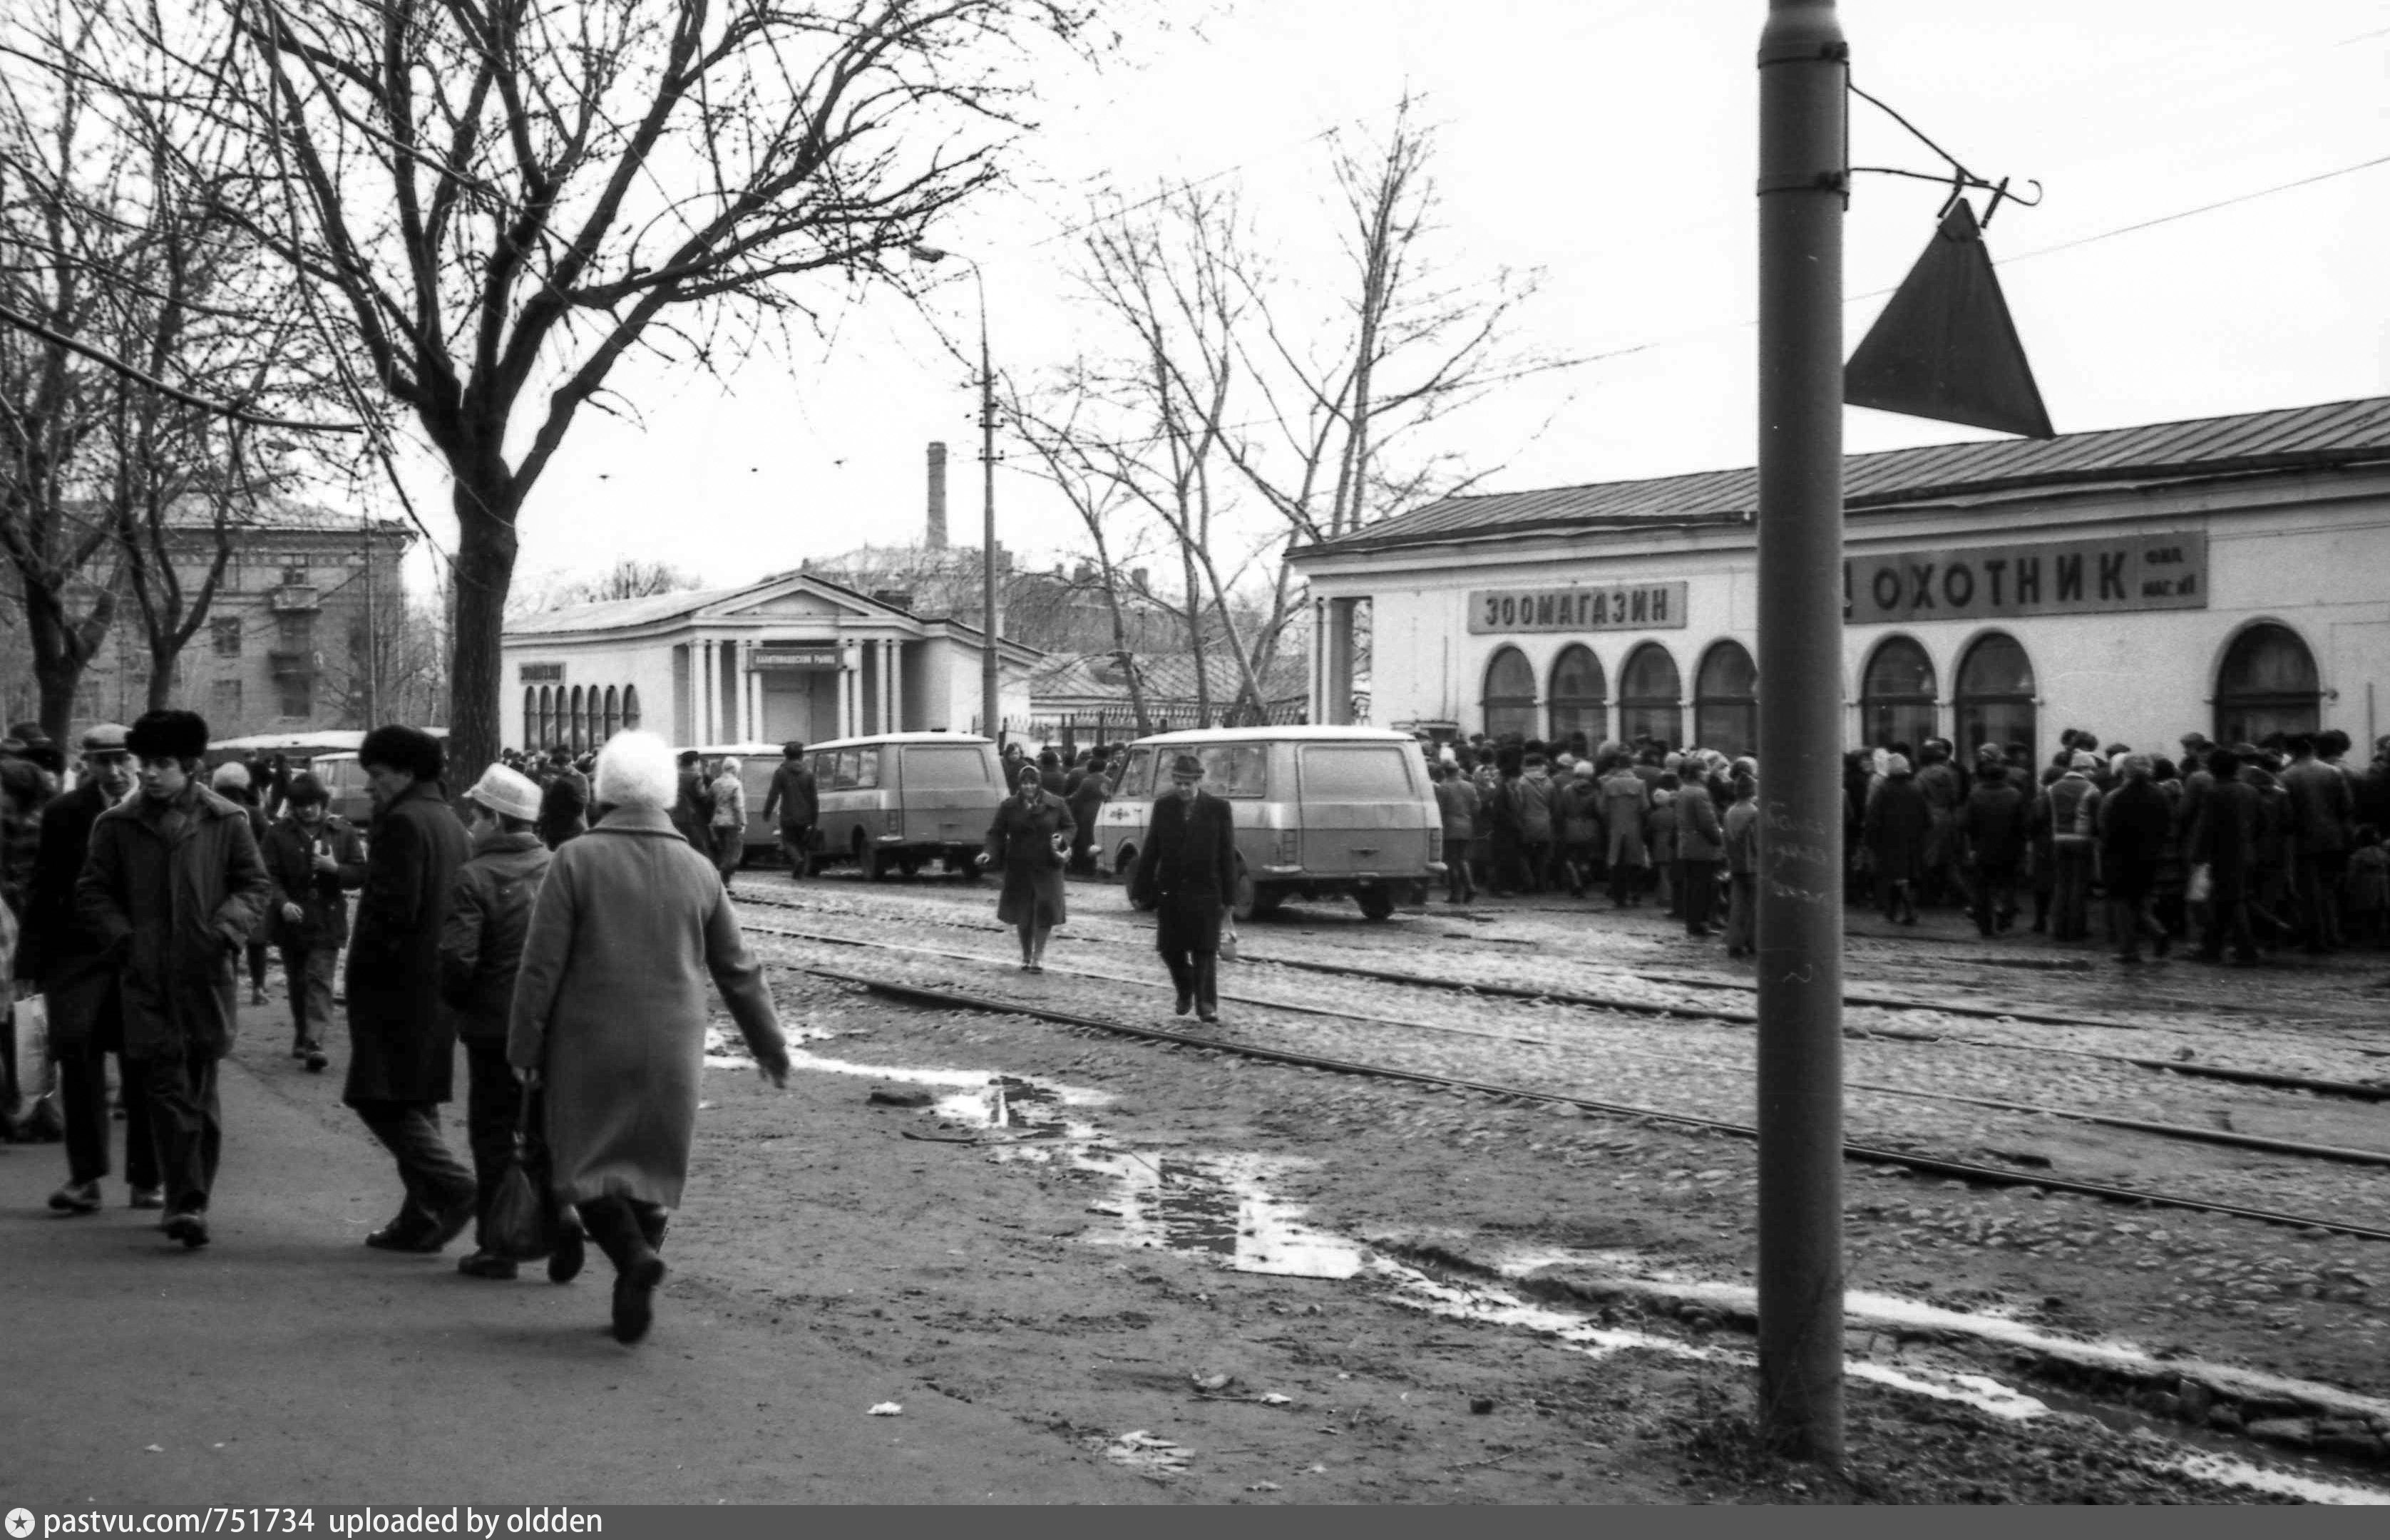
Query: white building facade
499 571 1040 752
1291 398 2390 762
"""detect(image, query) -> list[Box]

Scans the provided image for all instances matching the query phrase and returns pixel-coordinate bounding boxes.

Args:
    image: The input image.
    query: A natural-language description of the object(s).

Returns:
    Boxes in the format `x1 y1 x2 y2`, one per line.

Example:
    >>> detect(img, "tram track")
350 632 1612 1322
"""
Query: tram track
791 962 2390 1247
732 885 2390 1104
741 914 2390 1176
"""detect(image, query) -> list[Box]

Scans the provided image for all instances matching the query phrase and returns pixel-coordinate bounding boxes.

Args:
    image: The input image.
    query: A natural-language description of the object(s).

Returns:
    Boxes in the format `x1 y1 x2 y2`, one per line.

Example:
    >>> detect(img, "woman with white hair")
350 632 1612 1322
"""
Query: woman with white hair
508 731 790 1345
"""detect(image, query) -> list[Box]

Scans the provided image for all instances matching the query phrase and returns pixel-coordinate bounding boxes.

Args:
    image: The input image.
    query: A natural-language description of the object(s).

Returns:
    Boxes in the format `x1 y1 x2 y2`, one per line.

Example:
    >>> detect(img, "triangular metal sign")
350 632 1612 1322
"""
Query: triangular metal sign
1845 199 2054 438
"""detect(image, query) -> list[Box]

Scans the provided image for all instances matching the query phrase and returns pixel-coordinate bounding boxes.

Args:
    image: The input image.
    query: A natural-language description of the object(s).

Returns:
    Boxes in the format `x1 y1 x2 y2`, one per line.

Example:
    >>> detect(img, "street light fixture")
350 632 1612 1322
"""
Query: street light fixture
908 243 1002 744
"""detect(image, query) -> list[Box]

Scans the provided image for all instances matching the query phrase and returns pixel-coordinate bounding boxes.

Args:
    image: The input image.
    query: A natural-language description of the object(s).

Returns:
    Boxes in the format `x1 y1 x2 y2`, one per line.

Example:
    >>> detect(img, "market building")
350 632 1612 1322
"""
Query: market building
1290 396 2390 761
498 570 1042 753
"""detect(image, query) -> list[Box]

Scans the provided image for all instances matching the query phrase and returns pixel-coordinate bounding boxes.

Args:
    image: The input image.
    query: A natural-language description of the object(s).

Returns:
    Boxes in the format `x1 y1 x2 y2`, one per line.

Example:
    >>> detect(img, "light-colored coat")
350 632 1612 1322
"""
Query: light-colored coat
508 804 789 1207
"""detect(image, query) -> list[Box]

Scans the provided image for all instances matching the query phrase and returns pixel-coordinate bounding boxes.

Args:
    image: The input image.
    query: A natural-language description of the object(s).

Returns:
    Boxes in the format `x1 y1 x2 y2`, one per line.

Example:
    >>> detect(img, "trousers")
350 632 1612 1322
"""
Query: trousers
280 944 338 1049
1680 857 1719 934
2051 840 2095 940
461 1037 522 1248
140 1041 222 1217
1970 861 2019 936
354 1100 476 1221
60 1040 157 1189
1724 872 1756 955
1156 898 1222 1012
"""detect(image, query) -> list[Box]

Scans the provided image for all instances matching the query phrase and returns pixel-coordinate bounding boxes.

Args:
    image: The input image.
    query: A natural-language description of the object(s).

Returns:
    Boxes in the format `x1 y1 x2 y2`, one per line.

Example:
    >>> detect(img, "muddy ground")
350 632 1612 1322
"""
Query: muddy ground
645 872 2390 1502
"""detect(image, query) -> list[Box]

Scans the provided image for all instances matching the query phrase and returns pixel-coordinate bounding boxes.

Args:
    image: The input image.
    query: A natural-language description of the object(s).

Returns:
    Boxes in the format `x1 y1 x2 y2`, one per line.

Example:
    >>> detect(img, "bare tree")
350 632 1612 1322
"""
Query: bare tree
556 557 703 607
106 0 1100 778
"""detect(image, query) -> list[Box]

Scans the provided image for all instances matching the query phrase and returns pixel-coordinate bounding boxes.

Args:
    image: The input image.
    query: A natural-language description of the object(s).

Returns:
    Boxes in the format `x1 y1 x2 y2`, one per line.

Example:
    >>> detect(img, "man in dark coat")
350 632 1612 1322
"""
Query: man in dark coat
670 750 712 848
23 724 158 1213
1065 751 1109 876
761 741 818 878
438 764 553 1280
75 710 271 1248
1956 753 2028 936
345 724 476 1253
2099 754 2173 963
1129 753 1237 1022
1862 755 1932 925
2190 748 2262 965
258 771 366 1071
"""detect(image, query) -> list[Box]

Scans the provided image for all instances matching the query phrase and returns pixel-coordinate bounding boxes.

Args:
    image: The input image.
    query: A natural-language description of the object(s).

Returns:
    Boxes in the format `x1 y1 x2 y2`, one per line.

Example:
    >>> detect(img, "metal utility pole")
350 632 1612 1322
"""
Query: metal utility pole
978 284 1001 746
361 511 379 725
1755 0 1847 1461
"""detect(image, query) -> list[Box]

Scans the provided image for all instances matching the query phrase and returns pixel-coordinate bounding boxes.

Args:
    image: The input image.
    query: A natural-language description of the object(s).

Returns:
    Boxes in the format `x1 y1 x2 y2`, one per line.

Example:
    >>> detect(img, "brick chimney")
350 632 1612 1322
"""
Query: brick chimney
926 441 948 550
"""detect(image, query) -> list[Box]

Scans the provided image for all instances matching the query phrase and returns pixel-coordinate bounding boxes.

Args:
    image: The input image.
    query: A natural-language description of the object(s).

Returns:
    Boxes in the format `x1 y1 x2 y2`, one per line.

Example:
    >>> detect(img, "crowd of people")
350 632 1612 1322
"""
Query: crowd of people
1 714 788 1348
1422 724 2390 968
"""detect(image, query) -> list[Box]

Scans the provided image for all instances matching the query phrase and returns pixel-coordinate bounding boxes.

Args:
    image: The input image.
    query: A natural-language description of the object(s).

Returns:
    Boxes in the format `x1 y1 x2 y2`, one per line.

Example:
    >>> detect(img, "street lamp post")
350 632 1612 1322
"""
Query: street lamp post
909 245 1002 744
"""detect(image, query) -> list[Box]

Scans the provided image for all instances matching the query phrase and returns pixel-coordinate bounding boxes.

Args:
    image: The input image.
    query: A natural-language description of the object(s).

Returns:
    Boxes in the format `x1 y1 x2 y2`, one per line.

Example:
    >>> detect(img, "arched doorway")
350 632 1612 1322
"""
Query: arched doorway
603 685 620 741
537 686 553 750
1482 647 1537 740
1693 640 1757 758
1547 645 1606 746
623 684 642 732
1861 635 1937 751
1955 632 2036 763
523 688 537 751
1619 643 1682 748
569 685 586 753
2215 622 2320 745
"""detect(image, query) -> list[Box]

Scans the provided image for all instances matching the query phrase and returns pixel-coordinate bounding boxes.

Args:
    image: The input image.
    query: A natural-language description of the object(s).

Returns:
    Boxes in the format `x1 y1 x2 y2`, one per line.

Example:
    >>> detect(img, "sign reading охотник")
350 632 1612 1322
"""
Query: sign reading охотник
1469 582 1689 633
1844 530 2207 624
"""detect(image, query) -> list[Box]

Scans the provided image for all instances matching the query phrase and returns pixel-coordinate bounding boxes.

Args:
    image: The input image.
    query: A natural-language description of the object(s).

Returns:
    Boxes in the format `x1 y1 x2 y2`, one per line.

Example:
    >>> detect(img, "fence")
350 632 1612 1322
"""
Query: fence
1020 698 1308 754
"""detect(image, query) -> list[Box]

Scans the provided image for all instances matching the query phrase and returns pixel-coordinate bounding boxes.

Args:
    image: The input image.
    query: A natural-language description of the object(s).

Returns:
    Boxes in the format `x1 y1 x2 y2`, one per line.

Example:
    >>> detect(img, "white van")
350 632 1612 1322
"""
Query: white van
806 732 1006 880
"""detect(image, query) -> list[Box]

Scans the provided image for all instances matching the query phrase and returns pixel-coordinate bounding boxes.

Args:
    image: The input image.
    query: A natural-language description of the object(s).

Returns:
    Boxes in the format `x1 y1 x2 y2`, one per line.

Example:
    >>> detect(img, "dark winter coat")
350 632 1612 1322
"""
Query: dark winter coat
1513 772 1558 843
1678 781 1724 863
2190 778 2261 895
343 780 471 1105
2280 758 2353 856
23 779 124 1053
1958 778 2029 868
73 783 271 1062
1863 775 1932 885
2098 779 2172 899
507 804 788 1208
537 769 589 851
1132 790 1237 914
763 759 818 827
670 767 713 848
437 828 552 1040
983 788 1075 929
260 812 366 949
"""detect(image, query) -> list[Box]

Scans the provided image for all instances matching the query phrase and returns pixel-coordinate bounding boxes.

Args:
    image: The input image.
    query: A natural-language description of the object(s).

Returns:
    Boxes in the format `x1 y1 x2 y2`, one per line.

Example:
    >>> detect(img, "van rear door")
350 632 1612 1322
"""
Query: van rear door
896 742 1001 846
1296 743 1431 876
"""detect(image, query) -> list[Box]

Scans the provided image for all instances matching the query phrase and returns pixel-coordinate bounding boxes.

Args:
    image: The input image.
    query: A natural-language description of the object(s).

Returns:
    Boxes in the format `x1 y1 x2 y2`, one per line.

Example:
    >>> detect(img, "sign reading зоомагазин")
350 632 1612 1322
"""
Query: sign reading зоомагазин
1469 582 1689 634
1845 531 2207 624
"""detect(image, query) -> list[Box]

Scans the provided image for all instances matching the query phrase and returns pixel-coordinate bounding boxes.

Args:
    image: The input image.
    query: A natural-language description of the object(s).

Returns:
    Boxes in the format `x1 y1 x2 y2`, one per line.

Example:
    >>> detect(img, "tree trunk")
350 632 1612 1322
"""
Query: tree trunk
21 582 113 741
145 650 175 712
444 476 520 790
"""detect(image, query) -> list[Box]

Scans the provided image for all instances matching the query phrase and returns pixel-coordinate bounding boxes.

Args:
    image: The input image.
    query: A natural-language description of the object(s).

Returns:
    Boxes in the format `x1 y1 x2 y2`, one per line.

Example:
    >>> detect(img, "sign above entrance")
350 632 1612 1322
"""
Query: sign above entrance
1468 582 1688 635
747 647 842 670
518 662 563 682
1845 530 2207 625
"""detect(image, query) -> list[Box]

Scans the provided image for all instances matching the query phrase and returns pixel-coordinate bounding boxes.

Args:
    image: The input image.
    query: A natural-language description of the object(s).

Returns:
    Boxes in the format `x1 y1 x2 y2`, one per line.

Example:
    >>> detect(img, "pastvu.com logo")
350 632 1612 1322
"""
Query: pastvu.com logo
6 1506 37 1539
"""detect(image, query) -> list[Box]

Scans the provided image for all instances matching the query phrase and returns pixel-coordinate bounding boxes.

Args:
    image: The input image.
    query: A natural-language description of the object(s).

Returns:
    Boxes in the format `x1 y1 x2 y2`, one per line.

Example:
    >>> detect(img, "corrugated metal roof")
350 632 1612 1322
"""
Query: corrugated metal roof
504 584 749 637
1307 396 2390 558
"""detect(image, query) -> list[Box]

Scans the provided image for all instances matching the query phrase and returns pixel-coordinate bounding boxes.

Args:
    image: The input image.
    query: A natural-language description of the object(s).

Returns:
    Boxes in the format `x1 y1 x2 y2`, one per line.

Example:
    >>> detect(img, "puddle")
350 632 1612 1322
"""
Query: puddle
1059 1148 1367 1279
2158 1449 2390 1506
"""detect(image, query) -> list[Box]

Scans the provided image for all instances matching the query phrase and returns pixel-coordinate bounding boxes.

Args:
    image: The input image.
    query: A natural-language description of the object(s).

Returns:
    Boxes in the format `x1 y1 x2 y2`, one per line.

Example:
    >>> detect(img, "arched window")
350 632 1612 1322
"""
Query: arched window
1547 645 1606 746
1482 647 1537 740
523 688 536 752
2215 623 2319 746
603 684 620 741
1619 643 1681 748
1861 635 1937 752
1693 640 1758 758
537 686 553 750
569 685 585 753
1955 632 2036 764
623 684 642 732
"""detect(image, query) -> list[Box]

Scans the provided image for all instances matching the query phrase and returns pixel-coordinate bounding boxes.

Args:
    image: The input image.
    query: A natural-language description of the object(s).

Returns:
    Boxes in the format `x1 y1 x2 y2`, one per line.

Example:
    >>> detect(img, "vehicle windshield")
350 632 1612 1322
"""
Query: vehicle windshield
1194 744 1266 797
1299 745 1416 799
901 745 994 791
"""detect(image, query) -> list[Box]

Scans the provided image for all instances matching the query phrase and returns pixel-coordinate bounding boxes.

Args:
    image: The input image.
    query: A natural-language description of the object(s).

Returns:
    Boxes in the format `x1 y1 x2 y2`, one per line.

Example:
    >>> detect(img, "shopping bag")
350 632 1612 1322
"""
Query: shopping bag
1218 915 1239 963
13 994 55 1103
2185 863 2214 905
484 1086 561 1261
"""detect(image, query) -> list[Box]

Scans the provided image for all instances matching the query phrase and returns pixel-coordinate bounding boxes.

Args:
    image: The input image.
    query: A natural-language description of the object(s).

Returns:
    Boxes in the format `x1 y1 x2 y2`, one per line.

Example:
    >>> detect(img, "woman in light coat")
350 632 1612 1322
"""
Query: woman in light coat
509 732 790 1345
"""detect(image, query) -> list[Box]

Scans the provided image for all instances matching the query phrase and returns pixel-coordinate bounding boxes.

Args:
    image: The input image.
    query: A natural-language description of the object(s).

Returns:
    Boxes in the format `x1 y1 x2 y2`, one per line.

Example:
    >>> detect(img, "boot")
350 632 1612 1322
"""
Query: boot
1195 956 1219 1023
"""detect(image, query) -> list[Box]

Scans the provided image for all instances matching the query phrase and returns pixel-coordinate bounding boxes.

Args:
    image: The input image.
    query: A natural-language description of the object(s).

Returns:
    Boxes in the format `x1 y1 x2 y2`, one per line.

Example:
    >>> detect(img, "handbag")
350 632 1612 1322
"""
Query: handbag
1218 914 1239 962
483 1084 562 1261
2186 863 2214 905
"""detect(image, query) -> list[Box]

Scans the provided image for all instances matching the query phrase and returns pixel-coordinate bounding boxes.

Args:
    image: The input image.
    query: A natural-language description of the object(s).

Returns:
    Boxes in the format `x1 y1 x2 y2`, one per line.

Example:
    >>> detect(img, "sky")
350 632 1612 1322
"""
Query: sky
365 0 2390 602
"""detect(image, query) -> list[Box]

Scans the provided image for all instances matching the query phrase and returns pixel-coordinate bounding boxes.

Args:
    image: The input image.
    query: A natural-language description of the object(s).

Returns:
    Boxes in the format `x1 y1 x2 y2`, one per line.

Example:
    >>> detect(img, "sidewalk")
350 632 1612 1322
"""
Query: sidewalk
0 1003 1147 1506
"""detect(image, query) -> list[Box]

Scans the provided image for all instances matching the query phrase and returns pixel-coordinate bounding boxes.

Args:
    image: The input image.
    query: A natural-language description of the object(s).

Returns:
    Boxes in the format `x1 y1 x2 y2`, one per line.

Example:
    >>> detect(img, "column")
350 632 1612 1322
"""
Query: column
695 634 713 742
740 642 757 741
838 652 855 739
888 640 906 733
1325 598 1358 726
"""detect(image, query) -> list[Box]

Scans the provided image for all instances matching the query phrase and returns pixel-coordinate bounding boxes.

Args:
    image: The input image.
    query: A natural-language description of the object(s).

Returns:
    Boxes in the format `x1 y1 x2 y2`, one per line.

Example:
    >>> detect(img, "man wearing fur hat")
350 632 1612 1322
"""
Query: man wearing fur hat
347 724 476 1253
74 709 271 1248
440 763 555 1280
259 771 366 1071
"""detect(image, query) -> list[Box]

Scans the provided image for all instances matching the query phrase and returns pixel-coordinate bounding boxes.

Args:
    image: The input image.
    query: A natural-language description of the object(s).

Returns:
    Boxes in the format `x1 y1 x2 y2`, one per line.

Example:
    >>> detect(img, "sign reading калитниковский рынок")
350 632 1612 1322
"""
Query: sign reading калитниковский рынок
1468 582 1689 633
1844 530 2207 624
